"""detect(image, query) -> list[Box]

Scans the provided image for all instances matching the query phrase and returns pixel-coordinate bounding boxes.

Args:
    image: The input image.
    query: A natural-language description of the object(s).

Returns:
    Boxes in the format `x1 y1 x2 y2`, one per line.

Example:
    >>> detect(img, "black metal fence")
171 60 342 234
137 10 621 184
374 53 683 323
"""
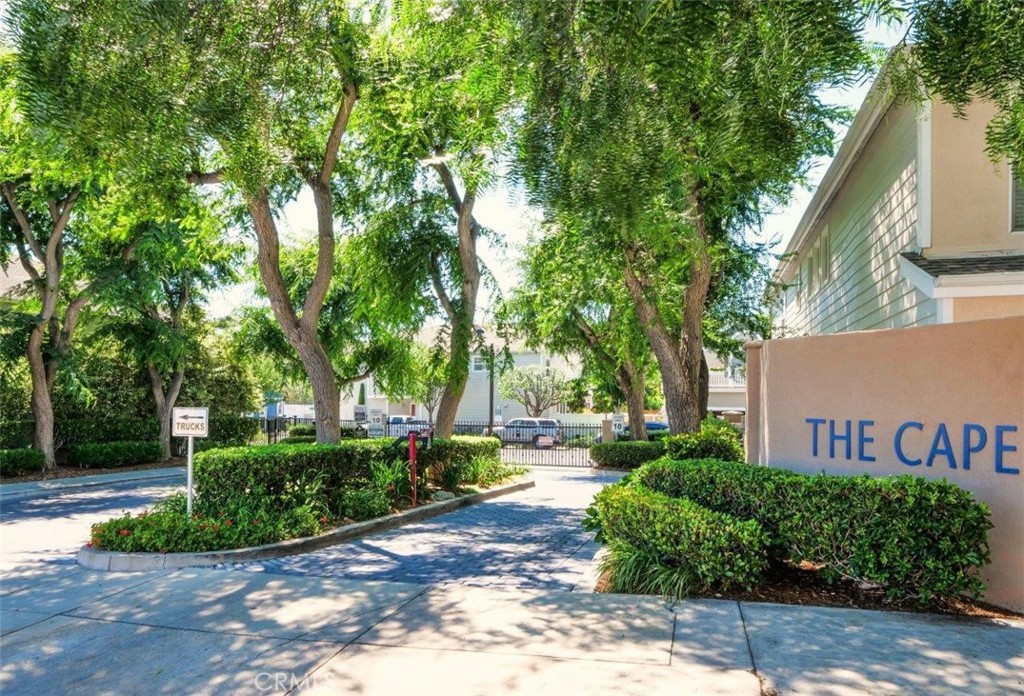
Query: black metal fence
262 417 602 467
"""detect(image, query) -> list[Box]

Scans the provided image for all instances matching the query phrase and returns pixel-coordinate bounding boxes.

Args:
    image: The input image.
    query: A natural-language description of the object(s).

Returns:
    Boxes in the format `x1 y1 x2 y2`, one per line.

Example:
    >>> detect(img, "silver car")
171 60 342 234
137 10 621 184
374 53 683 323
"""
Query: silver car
488 418 562 445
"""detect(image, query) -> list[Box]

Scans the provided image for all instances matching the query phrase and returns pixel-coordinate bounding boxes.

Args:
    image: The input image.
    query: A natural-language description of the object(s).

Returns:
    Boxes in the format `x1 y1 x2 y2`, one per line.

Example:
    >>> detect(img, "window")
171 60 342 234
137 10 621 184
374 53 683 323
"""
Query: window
1013 169 1024 232
472 355 487 372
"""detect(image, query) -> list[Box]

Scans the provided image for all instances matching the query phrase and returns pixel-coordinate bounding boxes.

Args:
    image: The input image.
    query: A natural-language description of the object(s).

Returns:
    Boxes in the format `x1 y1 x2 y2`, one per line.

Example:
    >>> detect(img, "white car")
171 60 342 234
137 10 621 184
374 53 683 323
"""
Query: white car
488 418 562 445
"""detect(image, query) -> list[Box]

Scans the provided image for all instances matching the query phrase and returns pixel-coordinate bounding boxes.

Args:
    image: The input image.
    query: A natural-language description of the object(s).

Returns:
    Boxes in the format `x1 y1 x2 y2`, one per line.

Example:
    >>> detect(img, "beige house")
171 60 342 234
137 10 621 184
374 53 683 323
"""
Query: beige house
774 84 1024 335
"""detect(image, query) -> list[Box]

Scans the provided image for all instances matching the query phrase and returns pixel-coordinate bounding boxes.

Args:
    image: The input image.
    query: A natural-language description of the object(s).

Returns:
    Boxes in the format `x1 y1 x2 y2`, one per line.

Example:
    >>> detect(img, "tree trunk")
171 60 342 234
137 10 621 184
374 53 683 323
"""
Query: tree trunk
27 326 56 470
698 352 709 421
621 367 648 441
149 364 185 460
433 317 473 438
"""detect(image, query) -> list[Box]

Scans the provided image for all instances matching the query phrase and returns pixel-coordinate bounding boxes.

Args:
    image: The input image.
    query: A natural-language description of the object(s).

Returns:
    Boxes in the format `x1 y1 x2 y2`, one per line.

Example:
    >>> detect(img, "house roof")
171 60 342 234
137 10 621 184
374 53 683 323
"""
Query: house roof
900 252 1024 277
0 261 36 299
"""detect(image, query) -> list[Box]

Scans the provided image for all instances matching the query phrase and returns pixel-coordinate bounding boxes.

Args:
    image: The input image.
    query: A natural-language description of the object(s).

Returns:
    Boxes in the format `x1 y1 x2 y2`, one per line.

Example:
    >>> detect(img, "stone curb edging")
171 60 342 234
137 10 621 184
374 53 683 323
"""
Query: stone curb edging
2 468 186 502
77 479 536 572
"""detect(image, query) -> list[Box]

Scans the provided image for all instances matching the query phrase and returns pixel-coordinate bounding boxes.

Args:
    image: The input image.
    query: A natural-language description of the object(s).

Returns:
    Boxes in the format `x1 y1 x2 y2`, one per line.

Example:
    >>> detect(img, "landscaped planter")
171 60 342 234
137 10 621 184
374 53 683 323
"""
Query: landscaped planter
78 479 535 572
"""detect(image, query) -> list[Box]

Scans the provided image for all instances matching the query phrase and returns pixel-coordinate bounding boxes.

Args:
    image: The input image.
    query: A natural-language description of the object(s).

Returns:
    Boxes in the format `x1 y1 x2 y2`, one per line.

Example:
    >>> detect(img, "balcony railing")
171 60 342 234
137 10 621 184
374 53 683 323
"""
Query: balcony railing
708 372 746 389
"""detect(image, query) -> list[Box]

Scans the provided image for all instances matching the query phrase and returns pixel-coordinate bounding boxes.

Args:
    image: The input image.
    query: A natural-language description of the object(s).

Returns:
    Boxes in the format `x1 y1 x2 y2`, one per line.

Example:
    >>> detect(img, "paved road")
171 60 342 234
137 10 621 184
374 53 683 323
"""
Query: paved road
222 468 623 591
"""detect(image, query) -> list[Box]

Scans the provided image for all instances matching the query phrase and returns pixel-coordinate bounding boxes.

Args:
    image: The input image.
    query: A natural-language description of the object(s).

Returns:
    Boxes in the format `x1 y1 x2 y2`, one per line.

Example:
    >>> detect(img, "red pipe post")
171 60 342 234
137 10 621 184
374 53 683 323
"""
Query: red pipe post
409 432 418 507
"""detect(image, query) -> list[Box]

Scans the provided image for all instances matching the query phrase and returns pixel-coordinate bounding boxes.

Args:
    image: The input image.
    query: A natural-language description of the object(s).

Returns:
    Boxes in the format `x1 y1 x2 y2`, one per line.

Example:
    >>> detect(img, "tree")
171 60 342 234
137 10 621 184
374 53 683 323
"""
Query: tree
408 343 447 424
11 0 371 444
235 237 421 406
498 366 568 418
98 213 240 459
515 1 886 433
907 0 1024 164
355 0 522 437
1 49 142 468
500 221 654 440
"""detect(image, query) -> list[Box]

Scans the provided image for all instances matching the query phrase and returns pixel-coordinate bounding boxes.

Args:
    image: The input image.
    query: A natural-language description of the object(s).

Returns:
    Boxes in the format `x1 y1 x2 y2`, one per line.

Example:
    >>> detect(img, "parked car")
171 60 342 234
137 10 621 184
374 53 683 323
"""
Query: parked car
487 418 562 445
386 415 431 439
595 420 669 443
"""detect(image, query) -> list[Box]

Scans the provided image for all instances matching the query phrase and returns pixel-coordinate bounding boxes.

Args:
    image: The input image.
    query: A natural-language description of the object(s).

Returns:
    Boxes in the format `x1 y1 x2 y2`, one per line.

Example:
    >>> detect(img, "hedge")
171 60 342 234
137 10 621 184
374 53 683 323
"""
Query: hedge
633 458 993 603
67 441 164 469
195 440 395 512
589 441 666 469
664 417 744 462
278 435 317 445
593 484 768 595
194 436 500 512
0 448 45 477
0 414 260 451
288 424 317 437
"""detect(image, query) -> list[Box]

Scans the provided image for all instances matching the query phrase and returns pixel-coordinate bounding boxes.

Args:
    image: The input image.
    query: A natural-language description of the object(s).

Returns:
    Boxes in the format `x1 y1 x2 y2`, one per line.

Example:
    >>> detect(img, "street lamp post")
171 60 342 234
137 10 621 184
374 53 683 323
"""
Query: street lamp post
487 343 495 437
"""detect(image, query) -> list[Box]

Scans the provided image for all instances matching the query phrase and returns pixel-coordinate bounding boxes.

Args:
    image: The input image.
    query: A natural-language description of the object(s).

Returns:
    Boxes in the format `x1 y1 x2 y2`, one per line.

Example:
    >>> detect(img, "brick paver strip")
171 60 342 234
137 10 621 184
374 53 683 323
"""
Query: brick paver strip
224 468 624 591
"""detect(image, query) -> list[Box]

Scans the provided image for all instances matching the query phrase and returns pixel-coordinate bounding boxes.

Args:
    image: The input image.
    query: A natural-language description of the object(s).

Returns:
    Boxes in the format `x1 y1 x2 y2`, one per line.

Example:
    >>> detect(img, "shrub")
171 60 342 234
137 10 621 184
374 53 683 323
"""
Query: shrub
0 448 45 477
416 436 501 485
634 458 993 603
589 441 665 469
664 417 744 462
594 484 768 595
288 424 317 437
332 485 391 521
194 440 399 512
279 435 317 445
0 421 34 450
90 492 325 553
208 415 260 446
67 441 163 468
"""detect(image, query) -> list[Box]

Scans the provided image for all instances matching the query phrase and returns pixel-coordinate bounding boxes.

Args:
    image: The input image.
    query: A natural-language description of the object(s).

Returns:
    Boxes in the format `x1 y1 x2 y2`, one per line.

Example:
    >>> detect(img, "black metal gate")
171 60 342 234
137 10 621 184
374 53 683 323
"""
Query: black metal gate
453 420 599 468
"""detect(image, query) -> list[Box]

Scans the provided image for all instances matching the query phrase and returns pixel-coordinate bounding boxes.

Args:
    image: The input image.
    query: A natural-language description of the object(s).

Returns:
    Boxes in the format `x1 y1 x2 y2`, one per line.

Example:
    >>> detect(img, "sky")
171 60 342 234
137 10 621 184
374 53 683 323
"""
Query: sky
206 19 908 319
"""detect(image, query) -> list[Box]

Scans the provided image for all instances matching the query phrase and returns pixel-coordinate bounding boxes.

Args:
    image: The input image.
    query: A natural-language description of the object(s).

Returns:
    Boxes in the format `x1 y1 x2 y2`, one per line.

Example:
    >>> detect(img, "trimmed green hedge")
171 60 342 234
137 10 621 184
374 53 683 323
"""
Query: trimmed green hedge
288 424 317 437
589 441 666 469
594 484 768 594
417 436 500 480
634 458 993 603
0 448 45 477
664 418 744 462
0 414 260 451
195 440 395 512
67 441 164 468
279 435 317 445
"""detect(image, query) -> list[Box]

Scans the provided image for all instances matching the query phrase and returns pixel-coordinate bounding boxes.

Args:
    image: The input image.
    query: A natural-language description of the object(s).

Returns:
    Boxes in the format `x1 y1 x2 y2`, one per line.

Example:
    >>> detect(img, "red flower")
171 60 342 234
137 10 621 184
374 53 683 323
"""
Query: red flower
85 541 93 548
319 515 329 524
199 524 207 531
225 519 234 526
119 529 131 537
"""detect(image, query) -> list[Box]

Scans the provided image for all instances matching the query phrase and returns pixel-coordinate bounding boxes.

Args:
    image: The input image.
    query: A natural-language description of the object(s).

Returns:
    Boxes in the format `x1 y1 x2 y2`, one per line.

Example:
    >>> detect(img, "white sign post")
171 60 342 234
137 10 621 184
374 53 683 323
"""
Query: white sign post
172 407 209 517
612 413 626 435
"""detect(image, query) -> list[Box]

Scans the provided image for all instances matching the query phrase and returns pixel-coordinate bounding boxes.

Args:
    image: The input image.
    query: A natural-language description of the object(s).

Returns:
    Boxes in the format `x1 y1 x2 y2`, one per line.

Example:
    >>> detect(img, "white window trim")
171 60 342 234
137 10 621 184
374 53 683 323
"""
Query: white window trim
471 355 487 373
917 100 933 249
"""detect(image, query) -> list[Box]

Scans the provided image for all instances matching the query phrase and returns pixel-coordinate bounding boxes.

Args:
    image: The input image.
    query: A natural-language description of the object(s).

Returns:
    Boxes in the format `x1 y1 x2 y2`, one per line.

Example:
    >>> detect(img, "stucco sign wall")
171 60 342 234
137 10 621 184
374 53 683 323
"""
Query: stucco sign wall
746 316 1024 611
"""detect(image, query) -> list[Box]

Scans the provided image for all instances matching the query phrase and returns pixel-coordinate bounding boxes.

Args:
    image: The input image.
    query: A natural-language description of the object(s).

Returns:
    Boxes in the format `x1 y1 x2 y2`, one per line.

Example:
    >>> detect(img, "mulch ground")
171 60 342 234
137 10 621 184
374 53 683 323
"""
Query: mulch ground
596 562 1023 620
1 458 185 484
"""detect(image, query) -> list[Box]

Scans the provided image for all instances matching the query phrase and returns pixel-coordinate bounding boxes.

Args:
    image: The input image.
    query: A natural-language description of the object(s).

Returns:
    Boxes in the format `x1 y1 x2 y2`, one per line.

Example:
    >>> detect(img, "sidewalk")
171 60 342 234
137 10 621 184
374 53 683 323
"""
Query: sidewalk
1 566 1021 695
0 466 185 502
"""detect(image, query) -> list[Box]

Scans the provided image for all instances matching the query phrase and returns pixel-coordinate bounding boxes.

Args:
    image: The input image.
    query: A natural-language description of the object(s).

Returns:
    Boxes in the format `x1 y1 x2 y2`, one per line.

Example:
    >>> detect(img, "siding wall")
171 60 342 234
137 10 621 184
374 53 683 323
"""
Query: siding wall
778 103 936 336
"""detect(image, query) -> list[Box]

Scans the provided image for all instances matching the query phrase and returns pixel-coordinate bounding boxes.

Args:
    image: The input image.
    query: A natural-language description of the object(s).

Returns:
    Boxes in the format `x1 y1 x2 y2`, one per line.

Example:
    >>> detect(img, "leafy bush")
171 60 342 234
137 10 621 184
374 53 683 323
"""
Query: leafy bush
0 421 34 450
594 484 768 595
371 458 414 506
208 415 260 446
0 448 45 477
414 436 501 486
664 417 744 462
634 458 993 603
67 441 163 468
194 440 398 512
589 441 665 469
288 424 317 437
90 492 326 553
332 485 391 521
279 435 317 445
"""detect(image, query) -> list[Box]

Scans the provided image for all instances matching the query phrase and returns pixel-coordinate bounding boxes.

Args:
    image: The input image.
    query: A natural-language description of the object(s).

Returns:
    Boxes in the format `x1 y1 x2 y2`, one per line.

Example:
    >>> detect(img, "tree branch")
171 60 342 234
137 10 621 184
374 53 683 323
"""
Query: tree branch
318 83 358 186
186 170 224 185
429 253 456 322
1 183 45 262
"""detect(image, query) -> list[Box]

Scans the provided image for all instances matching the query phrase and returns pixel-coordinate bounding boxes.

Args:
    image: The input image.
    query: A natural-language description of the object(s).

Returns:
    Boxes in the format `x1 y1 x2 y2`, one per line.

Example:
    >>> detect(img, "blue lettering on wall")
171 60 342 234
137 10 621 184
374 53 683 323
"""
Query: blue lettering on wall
995 425 1020 475
926 423 956 469
829 419 852 460
805 418 1019 475
857 420 876 462
894 421 924 466
962 424 987 471
805 418 826 458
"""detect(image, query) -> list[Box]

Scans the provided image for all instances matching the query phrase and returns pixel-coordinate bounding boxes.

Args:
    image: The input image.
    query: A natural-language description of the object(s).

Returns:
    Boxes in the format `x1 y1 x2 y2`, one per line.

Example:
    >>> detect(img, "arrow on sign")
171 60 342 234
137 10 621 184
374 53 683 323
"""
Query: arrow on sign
179 415 204 421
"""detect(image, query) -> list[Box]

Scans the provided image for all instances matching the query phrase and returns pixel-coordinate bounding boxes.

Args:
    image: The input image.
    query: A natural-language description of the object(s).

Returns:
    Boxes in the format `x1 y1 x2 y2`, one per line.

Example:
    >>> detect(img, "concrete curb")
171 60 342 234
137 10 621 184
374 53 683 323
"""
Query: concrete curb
78 479 536 572
1 467 186 502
